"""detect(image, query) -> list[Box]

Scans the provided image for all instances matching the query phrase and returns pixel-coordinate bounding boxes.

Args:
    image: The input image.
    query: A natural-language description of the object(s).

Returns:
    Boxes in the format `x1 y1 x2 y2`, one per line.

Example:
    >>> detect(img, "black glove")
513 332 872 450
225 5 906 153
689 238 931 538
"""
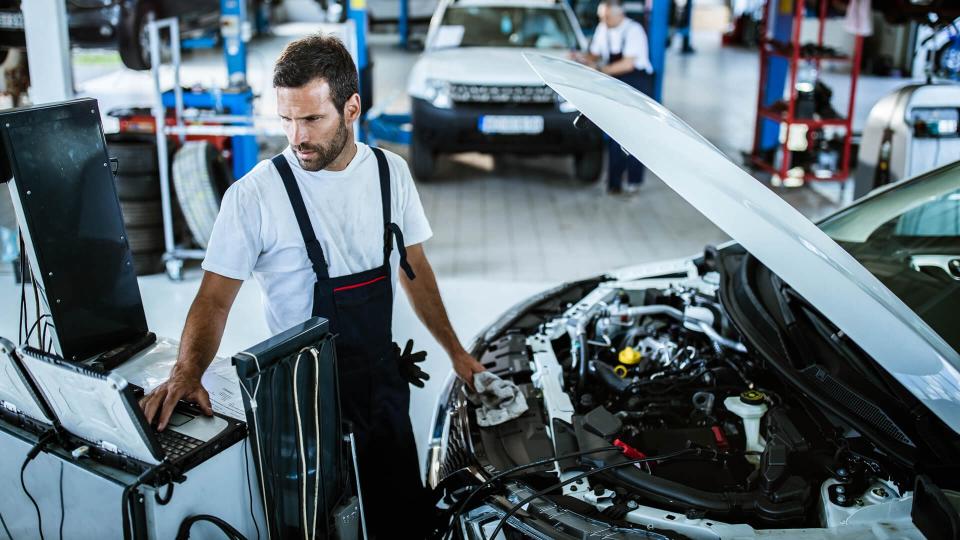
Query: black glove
395 339 429 388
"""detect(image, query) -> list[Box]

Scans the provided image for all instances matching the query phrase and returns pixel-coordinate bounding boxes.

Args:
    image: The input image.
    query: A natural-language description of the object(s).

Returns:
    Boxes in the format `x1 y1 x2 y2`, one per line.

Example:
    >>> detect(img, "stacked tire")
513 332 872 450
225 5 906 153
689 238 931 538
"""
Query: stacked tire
107 135 165 276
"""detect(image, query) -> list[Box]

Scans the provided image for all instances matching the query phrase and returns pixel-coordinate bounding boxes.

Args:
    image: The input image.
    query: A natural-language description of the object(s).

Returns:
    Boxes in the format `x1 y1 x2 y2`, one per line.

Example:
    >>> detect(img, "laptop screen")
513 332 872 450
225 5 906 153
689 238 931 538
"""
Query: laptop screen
18 346 161 464
0 99 148 362
0 338 53 426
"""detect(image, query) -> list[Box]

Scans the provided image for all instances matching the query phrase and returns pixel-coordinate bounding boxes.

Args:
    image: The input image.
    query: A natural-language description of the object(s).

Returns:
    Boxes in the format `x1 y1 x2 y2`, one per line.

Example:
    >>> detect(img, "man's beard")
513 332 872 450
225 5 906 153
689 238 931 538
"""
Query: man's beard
293 119 349 172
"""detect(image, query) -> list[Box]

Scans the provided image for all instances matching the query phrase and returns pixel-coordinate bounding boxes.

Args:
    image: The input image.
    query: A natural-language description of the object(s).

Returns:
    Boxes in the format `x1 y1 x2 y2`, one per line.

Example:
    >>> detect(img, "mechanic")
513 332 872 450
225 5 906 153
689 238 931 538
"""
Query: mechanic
139 34 486 537
572 0 654 195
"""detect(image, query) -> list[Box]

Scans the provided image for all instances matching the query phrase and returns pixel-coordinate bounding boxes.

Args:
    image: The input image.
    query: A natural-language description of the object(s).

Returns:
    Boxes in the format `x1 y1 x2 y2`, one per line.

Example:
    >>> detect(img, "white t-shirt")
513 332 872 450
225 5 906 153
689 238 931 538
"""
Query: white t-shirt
589 19 653 74
202 143 433 334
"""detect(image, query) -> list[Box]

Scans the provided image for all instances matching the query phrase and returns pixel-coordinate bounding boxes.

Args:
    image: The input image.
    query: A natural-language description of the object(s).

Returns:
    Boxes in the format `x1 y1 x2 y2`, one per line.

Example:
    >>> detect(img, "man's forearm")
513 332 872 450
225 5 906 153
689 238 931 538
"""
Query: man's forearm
402 256 465 357
171 296 230 380
602 57 636 76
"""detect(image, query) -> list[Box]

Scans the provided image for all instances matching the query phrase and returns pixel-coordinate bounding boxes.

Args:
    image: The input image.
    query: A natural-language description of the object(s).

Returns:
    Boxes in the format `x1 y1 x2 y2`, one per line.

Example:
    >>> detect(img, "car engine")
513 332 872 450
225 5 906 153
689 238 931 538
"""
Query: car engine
440 269 920 537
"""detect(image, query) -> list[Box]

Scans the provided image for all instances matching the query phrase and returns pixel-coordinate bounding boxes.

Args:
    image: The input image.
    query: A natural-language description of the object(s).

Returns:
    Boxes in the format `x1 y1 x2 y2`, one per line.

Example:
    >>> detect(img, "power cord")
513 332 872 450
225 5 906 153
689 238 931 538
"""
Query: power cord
175 515 247 540
20 432 57 540
242 438 261 540
0 508 12 540
58 462 65 540
489 448 714 539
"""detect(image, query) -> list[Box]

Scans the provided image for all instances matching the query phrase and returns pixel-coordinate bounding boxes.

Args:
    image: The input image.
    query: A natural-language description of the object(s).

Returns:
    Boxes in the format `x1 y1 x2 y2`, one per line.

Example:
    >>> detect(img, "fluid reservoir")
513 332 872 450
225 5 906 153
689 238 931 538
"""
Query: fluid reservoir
724 390 768 464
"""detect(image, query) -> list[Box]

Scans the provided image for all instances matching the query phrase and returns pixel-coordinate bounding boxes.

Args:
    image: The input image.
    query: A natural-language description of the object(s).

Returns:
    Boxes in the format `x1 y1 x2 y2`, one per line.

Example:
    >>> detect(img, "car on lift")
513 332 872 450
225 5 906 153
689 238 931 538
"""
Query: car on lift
426 54 960 539
406 0 604 182
0 0 225 71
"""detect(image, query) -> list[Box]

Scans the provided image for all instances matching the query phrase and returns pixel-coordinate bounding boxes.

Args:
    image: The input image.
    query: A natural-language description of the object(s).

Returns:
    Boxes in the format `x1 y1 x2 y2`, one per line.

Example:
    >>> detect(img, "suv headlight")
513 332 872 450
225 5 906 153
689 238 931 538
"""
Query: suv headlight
424 78 452 109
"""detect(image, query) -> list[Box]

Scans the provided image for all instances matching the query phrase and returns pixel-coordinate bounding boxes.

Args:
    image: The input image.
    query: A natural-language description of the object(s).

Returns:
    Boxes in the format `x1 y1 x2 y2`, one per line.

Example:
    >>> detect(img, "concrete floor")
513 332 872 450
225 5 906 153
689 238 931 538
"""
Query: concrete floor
0 4 926 467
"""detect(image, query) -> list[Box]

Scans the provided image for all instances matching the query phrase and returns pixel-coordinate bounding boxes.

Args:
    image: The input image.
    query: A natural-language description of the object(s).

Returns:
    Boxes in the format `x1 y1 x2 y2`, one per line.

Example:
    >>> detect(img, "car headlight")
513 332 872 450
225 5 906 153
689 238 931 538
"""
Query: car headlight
424 78 452 109
558 96 578 113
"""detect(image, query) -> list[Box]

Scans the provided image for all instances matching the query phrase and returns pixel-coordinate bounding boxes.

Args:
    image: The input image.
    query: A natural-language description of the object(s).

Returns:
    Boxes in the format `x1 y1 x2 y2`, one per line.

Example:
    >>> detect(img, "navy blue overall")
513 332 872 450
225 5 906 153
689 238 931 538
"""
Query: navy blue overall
606 27 653 191
271 148 428 538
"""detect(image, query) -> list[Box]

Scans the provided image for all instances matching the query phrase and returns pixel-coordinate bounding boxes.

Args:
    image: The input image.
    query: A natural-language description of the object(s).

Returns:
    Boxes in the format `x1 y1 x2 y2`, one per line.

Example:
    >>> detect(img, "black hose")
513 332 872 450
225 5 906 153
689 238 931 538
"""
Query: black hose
590 360 632 393
489 448 710 539
441 446 619 540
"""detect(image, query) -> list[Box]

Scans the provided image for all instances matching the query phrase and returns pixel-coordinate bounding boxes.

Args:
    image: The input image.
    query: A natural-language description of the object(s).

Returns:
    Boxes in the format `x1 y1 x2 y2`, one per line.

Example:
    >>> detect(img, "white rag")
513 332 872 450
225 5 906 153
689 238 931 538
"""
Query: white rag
465 371 529 427
844 0 873 36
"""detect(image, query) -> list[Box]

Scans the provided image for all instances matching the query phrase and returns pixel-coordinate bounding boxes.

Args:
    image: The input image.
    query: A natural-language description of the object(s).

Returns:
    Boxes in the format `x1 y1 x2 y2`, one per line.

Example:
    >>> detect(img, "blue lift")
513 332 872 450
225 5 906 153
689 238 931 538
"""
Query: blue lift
160 0 259 179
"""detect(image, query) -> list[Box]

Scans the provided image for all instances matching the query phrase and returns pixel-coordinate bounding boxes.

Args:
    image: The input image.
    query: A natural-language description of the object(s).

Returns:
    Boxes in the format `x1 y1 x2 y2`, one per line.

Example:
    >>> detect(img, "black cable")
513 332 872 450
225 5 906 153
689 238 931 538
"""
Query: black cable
20 454 45 540
489 448 711 539
442 446 619 540
23 315 51 347
32 267 40 350
175 515 247 540
154 482 175 505
58 461 64 540
0 508 12 540
242 438 260 540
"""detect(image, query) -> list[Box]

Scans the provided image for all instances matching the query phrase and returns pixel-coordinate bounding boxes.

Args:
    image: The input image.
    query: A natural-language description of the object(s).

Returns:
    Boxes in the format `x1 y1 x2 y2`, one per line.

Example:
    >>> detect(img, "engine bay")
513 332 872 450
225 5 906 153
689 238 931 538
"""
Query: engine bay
450 269 932 537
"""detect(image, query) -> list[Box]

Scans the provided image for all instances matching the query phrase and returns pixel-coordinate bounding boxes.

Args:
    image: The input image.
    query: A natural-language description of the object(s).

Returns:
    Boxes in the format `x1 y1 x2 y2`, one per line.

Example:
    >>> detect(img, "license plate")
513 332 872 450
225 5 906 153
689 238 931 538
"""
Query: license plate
478 115 544 135
0 12 23 29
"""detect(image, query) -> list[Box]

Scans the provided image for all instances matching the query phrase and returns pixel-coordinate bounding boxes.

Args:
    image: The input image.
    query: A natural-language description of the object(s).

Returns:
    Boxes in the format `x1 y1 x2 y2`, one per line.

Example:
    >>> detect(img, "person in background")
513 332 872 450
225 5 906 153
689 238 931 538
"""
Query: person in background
571 0 654 195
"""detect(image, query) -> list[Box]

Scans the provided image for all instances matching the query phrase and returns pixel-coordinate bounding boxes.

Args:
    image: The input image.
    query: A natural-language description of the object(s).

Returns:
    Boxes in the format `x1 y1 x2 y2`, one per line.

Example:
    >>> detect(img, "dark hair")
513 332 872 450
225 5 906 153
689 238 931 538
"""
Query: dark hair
273 34 359 115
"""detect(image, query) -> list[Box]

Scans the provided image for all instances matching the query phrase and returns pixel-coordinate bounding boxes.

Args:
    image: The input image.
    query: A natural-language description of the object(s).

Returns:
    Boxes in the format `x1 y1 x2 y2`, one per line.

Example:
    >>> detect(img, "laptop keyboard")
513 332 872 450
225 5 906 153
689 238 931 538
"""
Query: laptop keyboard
156 429 203 460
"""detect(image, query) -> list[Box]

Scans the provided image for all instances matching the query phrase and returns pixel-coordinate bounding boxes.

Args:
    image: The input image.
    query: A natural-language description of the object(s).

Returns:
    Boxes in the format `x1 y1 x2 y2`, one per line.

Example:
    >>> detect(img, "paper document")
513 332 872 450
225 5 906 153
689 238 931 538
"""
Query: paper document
203 356 246 420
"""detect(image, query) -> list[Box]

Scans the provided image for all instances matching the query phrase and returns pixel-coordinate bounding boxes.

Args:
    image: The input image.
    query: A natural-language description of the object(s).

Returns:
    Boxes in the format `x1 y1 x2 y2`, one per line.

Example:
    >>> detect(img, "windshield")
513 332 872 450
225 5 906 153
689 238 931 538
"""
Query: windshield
819 163 960 353
437 6 578 49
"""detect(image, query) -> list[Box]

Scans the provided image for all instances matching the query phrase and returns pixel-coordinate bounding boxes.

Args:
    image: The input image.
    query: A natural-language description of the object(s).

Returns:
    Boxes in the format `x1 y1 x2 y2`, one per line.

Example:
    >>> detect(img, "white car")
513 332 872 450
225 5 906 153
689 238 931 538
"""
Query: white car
426 55 960 539
406 0 604 181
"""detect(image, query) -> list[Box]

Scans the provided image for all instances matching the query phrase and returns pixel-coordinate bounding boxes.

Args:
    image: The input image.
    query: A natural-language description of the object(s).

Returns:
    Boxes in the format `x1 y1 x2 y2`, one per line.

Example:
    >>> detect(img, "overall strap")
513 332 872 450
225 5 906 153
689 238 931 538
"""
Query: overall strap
272 154 330 280
370 147 416 280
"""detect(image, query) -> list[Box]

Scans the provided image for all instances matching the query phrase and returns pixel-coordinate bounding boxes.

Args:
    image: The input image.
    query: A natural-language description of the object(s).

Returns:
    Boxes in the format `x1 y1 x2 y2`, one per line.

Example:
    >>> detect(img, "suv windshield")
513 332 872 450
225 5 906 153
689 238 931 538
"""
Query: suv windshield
819 163 960 352
438 5 578 49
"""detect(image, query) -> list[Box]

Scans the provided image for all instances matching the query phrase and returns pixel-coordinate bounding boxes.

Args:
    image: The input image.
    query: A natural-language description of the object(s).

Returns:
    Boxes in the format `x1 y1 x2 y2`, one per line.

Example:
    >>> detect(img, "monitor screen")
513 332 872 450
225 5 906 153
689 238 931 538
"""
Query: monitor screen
0 99 148 362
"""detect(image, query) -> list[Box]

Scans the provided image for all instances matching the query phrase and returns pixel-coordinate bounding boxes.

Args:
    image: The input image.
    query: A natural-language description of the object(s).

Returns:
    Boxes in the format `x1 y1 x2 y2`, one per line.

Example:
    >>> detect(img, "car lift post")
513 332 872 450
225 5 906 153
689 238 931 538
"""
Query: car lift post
647 0 670 102
20 0 72 104
399 0 410 49
758 0 794 152
346 0 373 142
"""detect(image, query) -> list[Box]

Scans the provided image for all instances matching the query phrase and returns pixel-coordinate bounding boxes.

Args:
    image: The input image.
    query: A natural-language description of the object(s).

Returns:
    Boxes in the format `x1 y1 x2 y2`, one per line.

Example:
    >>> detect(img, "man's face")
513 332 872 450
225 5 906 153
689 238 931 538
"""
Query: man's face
277 78 352 172
598 3 624 27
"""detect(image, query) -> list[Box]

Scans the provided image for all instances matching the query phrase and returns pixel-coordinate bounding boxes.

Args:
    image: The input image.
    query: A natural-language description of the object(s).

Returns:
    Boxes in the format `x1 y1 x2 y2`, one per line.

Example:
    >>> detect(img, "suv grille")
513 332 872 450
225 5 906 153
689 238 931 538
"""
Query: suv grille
449 84 557 104
439 390 473 481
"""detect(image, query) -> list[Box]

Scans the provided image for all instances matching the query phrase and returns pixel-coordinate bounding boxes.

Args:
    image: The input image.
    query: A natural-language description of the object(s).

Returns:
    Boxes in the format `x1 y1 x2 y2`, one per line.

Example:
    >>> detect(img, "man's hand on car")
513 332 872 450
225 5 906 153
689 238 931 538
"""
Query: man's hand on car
452 350 485 389
139 368 213 431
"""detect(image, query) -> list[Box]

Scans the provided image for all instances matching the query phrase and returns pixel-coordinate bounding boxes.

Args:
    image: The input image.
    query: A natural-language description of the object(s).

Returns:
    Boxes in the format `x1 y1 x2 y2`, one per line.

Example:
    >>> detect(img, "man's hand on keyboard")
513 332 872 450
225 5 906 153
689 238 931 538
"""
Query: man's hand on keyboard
140 368 213 431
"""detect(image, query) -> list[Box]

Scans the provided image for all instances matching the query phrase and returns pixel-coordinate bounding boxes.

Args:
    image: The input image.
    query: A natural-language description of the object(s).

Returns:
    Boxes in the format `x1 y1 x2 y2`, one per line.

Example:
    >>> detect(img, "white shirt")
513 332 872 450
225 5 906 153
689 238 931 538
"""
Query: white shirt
589 19 653 74
202 143 433 334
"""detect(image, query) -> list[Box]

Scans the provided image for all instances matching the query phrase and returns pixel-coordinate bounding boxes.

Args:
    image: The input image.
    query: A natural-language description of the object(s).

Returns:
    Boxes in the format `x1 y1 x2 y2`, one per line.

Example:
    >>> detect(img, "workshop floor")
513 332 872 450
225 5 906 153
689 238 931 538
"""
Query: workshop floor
0 1 918 471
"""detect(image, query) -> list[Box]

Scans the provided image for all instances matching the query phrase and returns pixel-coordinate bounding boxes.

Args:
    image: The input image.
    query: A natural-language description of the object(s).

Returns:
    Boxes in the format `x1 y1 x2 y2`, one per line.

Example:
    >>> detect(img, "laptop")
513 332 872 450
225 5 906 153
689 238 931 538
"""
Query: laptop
17 344 245 475
0 337 55 434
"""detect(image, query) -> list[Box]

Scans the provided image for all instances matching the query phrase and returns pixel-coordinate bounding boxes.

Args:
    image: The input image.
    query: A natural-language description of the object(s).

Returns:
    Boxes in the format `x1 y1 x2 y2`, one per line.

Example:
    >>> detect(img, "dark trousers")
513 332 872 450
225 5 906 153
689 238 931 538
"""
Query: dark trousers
340 355 428 538
607 70 654 191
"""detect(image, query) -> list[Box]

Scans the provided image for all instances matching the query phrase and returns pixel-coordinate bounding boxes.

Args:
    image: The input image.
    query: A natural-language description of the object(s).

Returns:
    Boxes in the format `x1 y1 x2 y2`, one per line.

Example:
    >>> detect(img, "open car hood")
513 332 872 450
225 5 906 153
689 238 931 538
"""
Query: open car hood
524 53 960 435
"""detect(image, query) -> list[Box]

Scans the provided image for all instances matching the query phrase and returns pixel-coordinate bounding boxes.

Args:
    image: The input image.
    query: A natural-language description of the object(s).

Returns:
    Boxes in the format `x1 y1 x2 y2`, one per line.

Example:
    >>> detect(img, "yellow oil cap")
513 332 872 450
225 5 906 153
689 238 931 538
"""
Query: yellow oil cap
740 390 766 405
619 347 642 365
